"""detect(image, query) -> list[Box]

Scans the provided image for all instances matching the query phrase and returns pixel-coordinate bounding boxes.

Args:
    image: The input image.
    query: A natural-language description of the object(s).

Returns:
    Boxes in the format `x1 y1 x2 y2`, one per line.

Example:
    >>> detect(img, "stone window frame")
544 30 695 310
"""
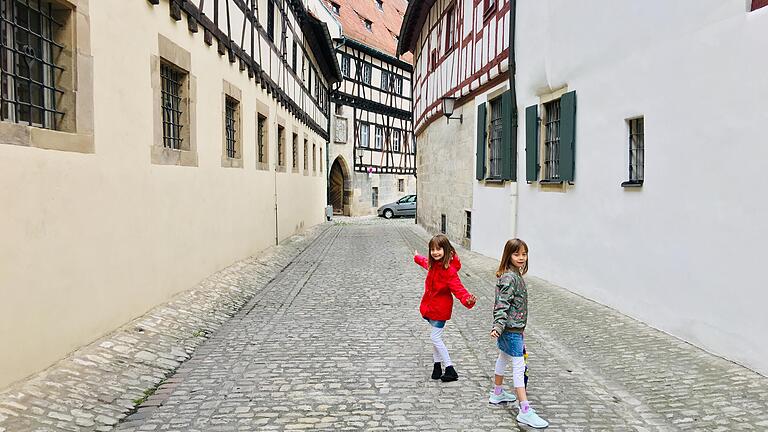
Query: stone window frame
537 86 570 192
276 121 286 172
151 34 198 166
303 135 309 175
255 99 270 171
0 0 94 154
312 142 317 174
291 130 299 173
221 79 242 168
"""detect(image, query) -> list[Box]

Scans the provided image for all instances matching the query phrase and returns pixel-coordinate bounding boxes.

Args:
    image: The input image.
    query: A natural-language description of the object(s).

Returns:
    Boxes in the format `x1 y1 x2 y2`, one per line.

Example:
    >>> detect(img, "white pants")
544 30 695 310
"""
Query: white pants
494 351 525 388
430 326 453 367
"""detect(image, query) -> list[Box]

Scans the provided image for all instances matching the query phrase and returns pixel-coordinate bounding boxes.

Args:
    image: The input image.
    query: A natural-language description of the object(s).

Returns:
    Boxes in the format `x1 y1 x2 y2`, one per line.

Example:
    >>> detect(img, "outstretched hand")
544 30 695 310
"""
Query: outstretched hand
413 249 419 257
466 294 477 307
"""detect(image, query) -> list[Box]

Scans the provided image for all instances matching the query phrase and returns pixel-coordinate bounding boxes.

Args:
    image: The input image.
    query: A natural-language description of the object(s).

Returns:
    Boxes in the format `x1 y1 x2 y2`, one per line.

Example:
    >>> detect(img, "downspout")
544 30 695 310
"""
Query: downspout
509 0 519 237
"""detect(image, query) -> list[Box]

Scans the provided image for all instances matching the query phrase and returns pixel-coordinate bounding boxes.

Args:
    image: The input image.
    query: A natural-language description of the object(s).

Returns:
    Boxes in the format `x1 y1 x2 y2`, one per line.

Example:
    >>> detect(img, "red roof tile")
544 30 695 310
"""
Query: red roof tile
323 0 413 64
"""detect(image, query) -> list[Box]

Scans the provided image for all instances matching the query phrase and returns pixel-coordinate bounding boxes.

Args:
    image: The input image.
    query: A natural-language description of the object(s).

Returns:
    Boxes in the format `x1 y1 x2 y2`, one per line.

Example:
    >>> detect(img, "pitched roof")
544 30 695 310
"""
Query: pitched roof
397 0 437 56
323 0 413 64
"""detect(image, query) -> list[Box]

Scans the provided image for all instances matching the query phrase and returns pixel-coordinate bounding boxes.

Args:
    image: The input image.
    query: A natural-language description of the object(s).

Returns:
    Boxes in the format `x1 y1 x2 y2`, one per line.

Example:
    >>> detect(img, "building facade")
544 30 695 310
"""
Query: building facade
398 0 515 249
324 0 416 216
0 0 340 389
512 0 768 376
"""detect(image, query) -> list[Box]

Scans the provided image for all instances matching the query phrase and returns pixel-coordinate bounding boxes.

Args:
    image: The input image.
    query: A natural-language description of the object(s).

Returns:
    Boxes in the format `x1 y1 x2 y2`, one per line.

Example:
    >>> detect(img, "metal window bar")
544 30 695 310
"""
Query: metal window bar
1 0 66 129
544 99 561 180
465 211 471 239
488 98 503 178
225 97 237 158
292 135 297 168
257 115 266 162
161 63 184 149
629 117 644 181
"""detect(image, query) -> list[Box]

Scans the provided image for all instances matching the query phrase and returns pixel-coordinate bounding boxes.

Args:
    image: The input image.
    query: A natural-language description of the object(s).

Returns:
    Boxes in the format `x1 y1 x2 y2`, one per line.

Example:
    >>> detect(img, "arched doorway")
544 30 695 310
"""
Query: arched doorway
329 156 351 215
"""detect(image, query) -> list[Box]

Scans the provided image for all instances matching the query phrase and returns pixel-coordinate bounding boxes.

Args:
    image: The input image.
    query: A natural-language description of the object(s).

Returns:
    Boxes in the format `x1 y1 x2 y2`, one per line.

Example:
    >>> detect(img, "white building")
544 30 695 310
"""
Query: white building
511 0 768 375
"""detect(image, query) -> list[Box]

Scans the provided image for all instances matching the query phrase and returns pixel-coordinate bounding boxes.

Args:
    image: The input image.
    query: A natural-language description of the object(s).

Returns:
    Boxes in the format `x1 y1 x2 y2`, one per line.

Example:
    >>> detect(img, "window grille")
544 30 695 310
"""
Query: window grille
277 125 285 166
629 117 644 182
371 187 378 207
398 179 404 192
488 97 503 178
440 214 447 234
292 133 298 169
160 62 184 149
303 139 308 170
543 99 561 180
0 0 65 129
257 114 266 163
465 211 471 239
225 96 238 158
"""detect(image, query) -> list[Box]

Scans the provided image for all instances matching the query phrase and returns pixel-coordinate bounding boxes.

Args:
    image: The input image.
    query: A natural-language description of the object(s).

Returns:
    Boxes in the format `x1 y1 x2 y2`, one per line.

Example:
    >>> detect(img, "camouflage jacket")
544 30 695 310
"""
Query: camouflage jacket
492 271 527 334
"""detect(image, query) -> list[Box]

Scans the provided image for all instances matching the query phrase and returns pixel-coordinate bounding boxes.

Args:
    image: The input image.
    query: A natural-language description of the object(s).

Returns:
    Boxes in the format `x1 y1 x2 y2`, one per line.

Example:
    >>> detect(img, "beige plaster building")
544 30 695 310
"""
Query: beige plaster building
0 0 340 389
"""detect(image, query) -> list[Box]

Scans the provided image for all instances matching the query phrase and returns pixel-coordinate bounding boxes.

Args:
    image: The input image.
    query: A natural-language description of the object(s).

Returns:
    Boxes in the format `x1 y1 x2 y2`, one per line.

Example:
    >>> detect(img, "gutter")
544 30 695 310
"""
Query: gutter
509 0 520 237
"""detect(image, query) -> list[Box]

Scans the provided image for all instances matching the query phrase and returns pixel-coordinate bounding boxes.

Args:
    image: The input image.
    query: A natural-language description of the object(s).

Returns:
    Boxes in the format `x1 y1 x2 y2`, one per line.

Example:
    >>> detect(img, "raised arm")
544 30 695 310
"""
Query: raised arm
413 253 429 270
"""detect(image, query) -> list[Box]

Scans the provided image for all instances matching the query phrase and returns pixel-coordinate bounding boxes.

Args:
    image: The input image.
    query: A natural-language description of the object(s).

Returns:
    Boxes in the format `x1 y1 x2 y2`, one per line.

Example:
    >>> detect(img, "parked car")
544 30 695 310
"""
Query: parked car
377 194 417 219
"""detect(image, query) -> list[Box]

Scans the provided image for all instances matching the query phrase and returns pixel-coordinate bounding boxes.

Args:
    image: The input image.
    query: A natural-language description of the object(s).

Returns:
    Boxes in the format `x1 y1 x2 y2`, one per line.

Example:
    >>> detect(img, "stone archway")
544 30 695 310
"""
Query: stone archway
329 156 352 216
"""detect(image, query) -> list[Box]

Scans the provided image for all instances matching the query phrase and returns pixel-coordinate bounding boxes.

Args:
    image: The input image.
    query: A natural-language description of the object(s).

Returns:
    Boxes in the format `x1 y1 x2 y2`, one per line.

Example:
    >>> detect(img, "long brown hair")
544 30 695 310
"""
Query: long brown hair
496 238 529 277
428 234 455 269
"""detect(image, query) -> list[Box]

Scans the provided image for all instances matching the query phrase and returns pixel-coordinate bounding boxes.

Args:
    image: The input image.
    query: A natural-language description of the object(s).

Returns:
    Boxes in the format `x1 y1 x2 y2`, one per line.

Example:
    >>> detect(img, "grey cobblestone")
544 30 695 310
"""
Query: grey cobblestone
3 217 768 431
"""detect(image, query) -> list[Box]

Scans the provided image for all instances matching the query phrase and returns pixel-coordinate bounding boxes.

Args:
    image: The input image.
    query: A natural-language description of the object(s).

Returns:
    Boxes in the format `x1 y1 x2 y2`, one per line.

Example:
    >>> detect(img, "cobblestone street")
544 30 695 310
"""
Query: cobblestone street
3 218 768 432
111 218 768 431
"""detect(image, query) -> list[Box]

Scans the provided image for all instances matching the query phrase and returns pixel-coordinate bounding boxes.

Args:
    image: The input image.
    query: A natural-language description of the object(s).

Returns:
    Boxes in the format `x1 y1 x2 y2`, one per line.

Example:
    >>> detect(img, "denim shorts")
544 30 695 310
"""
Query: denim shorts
423 317 446 328
497 331 524 356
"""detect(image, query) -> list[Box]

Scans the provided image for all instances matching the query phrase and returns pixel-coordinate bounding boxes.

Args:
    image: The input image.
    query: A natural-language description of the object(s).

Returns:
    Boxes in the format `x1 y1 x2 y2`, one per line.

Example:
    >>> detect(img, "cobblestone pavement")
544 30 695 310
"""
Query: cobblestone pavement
3 217 768 431
110 217 768 431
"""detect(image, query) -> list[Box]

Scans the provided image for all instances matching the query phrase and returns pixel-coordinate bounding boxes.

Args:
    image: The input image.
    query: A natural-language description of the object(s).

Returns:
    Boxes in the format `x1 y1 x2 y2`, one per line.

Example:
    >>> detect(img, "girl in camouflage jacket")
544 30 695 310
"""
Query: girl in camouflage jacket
489 239 548 429
413 234 476 382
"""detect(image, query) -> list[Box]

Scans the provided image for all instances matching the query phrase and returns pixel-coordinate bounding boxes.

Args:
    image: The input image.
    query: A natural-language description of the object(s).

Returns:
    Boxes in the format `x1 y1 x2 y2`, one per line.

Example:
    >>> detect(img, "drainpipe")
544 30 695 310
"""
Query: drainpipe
509 0 519 237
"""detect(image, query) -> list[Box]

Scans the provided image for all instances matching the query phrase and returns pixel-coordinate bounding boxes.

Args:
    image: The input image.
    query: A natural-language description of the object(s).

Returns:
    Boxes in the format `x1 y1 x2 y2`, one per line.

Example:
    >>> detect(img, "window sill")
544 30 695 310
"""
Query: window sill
152 145 198 167
292 168 300 174
539 179 563 185
621 180 643 188
256 161 270 171
483 178 505 185
276 165 287 173
1 122 94 154
221 156 243 168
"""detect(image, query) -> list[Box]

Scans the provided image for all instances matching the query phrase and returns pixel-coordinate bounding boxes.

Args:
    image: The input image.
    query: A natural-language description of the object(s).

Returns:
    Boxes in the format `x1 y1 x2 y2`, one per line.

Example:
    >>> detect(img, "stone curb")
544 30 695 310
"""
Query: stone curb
0 223 330 432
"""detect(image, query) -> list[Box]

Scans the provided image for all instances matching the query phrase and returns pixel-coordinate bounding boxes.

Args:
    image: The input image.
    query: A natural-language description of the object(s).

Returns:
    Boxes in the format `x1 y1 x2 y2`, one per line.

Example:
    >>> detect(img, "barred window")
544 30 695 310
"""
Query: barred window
257 113 267 163
0 0 65 129
543 99 561 180
224 96 238 158
488 97 503 178
277 124 285 167
160 62 185 149
303 138 308 171
398 179 404 192
292 132 298 170
623 117 644 186
312 142 316 171
465 210 471 239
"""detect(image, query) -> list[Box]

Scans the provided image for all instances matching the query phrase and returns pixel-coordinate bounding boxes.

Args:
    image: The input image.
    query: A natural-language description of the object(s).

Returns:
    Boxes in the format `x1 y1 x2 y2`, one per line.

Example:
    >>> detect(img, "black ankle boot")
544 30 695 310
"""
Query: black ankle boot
431 362 442 380
441 365 458 382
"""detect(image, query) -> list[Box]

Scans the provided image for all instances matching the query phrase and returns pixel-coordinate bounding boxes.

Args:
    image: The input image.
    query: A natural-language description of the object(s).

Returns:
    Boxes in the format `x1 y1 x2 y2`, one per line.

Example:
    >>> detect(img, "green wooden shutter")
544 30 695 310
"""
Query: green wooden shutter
501 90 517 181
560 90 577 182
476 103 487 180
525 104 539 182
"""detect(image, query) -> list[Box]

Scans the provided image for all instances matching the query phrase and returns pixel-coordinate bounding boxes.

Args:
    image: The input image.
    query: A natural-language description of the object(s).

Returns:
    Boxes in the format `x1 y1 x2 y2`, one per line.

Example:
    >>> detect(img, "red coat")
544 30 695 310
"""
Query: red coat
415 253 474 321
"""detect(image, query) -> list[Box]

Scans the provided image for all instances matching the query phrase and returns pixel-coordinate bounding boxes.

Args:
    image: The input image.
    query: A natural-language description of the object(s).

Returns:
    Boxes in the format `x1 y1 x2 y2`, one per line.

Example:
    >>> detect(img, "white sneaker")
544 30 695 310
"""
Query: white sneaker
488 389 517 404
516 408 549 428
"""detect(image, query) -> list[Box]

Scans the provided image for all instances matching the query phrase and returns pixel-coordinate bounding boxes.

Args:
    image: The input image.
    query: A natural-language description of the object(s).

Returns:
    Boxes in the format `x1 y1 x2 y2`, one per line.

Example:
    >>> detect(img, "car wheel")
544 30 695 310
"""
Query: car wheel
383 209 394 219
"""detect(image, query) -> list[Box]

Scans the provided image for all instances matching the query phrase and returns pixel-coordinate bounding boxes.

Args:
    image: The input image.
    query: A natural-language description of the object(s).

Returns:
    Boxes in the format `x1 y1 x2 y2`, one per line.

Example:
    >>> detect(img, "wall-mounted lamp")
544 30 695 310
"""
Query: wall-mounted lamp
441 96 463 124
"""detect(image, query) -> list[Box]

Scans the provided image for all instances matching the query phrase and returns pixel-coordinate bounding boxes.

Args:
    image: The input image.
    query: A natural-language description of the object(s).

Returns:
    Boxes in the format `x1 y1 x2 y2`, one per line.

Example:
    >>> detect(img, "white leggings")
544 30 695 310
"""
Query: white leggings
430 326 453 367
494 351 525 388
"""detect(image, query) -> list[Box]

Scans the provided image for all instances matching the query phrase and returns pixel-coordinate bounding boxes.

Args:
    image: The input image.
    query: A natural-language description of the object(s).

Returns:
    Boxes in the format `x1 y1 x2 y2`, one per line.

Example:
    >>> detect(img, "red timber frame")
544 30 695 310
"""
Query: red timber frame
410 0 510 135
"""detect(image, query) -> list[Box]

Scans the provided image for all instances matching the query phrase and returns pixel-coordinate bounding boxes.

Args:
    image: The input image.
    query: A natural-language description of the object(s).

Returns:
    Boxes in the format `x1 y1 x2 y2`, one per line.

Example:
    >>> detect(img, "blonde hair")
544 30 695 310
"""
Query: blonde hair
496 238 529 277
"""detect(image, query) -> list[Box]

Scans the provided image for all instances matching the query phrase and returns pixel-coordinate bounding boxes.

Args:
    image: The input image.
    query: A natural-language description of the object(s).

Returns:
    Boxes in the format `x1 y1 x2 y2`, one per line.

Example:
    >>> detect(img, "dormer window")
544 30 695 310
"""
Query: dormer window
363 19 372 31
331 1 340 15
376 0 383 11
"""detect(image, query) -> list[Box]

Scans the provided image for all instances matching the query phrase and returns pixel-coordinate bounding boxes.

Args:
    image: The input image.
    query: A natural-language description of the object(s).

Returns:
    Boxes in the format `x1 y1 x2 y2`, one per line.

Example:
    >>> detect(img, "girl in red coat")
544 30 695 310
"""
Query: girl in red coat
413 234 476 381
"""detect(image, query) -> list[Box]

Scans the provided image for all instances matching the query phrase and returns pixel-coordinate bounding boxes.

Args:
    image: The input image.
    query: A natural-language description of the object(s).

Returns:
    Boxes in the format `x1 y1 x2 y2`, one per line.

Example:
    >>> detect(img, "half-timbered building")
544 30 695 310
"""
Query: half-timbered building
398 0 516 251
322 0 416 216
0 0 340 389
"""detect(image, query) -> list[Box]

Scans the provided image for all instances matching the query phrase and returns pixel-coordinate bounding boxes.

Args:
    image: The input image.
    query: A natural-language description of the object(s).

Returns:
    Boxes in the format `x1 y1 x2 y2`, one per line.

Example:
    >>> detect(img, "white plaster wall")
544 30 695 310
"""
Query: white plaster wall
0 1 326 389
515 0 768 375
